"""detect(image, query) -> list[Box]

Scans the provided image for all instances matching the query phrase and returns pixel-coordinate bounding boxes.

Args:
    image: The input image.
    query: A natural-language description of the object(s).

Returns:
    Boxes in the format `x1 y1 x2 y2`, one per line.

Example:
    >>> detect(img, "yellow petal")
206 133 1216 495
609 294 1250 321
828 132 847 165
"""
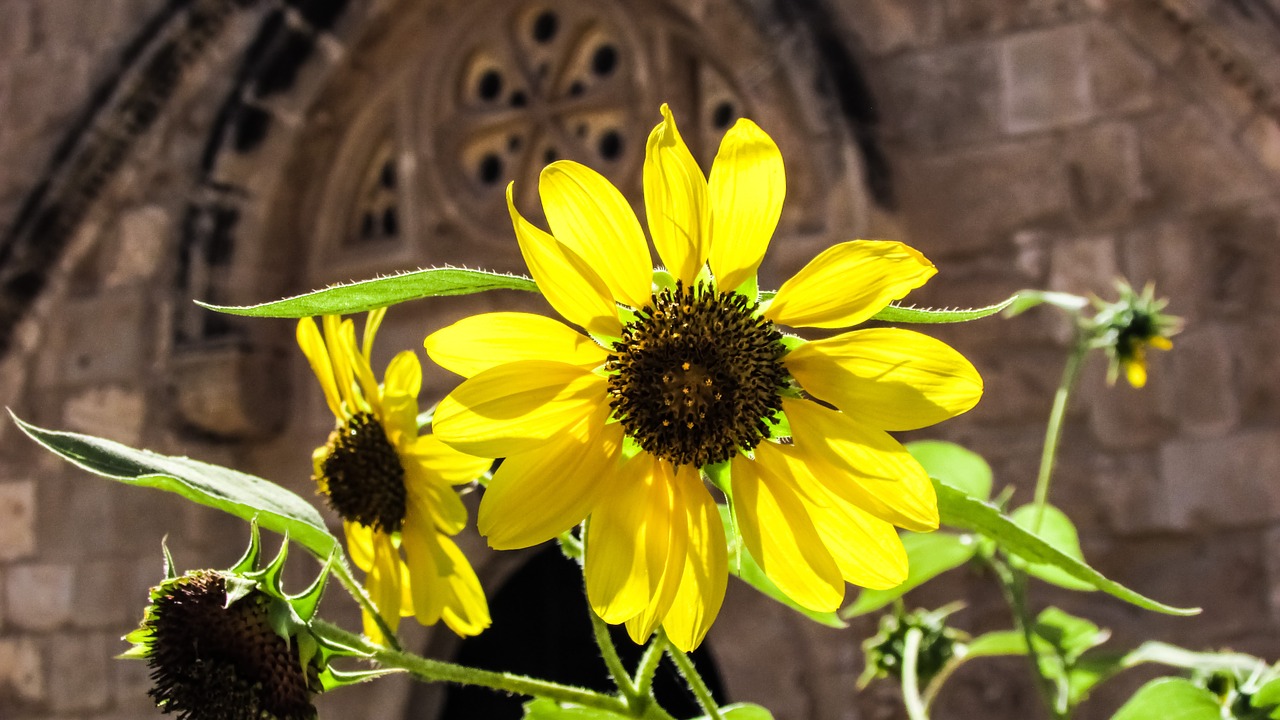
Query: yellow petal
732 446 844 612
322 316 359 411
400 522 446 626
361 307 387 360
425 312 608 378
661 466 727 652
799 478 908 590
432 361 607 457
509 183 621 338
436 535 492 636
297 318 343 419
343 520 374 572
364 532 404 641
380 350 422 443
644 104 710 284
786 328 983 431
707 118 785 293
406 464 468 535
783 398 938 532
402 434 492 485
765 240 936 328
540 161 652 308
587 455 686 626
1125 358 1148 388
1149 336 1173 351
478 404 622 549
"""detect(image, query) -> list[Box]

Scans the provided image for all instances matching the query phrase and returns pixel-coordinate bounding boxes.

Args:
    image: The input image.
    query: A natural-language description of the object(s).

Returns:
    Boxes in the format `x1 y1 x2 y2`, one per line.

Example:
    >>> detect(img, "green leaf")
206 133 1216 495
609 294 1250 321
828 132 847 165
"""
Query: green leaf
198 267 540 318
13 414 337 558
1111 678 1221 720
716 703 776 720
720 506 846 628
521 698 628 719
1009 505 1095 591
1121 641 1268 676
906 441 993 500
842 532 978 617
1034 607 1110 663
1251 677 1280 717
1003 290 1089 317
964 630 1044 658
868 295 1019 324
934 481 1198 616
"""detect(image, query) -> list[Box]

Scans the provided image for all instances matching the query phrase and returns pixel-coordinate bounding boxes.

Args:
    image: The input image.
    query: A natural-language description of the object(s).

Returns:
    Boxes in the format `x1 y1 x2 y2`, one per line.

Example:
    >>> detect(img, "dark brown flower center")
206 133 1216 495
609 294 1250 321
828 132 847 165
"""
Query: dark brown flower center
606 281 789 467
316 412 407 533
146 571 316 720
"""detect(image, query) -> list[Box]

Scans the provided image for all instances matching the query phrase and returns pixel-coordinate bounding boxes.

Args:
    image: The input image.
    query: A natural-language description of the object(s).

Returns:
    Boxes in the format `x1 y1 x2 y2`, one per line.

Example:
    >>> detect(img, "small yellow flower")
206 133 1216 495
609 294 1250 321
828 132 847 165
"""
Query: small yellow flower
425 105 982 651
298 309 492 642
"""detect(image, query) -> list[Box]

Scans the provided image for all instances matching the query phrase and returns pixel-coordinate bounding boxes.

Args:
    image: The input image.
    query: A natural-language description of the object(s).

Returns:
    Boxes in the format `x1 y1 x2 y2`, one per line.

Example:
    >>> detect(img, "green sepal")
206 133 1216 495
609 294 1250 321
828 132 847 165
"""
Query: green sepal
246 533 291 597
1003 290 1089 317
869 295 1019 324
161 538 177 580
197 267 540 318
521 698 629 719
222 575 259 607
117 643 150 660
231 521 263 575
934 480 1198 615
652 268 676 292
703 461 731 497
318 664 404 692
290 551 334 623
778 334 805 352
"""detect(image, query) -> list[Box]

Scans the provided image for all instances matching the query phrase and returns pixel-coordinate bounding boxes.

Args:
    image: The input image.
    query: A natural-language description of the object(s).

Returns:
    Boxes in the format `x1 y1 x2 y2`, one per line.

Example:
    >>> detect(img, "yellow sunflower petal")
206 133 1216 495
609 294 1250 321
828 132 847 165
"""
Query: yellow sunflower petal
436 534 492 636
343 520 375 572
322 316 358 411
432 361 607 457
660 466 727 652
361 307 387 360
786 328 983 431
425 312 608 378
1125 358 1148 388
297 318 343 418
380 350 423 443
540 161 652 308
344 319 381 412
783 398 939 532
509 183 621 338
764 240 936 328
400 522 445 627
406 464 468 535
707 118 785 293
478 404 622 549
364 532 403 641
587 455 686 625
800 479 908 590
402 434 492 485
644 104 710 284
1149 336 1173 351
732 446 844 612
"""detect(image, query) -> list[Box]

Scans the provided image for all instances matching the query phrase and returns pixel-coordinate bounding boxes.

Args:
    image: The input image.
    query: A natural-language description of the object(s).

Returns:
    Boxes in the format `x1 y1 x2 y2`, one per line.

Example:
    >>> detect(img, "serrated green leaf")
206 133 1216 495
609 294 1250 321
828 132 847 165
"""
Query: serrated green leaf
934 481 1198 616
720 506 846 628
13 414 337 558
906 441 993 500
198 267 540 318
842 532 978 617
1009 505 1095 591
521 698 629 719
1111 678 1221 720
868 295 1019 324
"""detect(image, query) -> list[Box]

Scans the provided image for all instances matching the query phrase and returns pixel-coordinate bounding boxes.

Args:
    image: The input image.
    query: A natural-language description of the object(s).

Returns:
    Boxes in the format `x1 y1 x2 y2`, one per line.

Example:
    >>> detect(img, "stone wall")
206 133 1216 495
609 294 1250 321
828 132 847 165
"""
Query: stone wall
1 0 1280 719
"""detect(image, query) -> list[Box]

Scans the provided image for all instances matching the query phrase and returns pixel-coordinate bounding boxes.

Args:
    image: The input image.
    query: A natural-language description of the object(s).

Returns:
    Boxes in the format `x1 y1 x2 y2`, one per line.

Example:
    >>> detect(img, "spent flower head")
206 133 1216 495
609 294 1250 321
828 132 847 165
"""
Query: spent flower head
123 528 351 720
298 309 493 642
425 104 982 650
1087 281 1182 388
859 604 968 689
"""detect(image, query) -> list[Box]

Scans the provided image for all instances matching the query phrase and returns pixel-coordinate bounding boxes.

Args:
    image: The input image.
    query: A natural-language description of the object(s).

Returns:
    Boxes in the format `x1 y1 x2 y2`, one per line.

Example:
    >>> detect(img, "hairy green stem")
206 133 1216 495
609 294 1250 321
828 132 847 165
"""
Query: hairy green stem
992 561 1067 720
664 633 723 720
330 554 401 651
1032 340 1087 531
901 627 930 720
591 609 641 703
313 619 631 714
634 633 666 699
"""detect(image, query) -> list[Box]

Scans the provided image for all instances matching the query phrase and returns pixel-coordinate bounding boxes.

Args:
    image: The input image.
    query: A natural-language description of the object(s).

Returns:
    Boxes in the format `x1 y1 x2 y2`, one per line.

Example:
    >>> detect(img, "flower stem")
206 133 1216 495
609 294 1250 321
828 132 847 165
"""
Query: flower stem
312 619 631 714
991 560 1066 720
634 633 666 699
901 627 930 720
591 608 641 703
663 632 723 720
1032 339 1087 531
330 554 401 651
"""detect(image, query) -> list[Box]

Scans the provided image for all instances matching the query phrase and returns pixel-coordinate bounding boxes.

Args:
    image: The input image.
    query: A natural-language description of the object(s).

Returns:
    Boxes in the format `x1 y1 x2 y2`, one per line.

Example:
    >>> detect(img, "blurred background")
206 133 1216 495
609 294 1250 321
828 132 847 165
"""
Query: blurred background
1 0 1279 717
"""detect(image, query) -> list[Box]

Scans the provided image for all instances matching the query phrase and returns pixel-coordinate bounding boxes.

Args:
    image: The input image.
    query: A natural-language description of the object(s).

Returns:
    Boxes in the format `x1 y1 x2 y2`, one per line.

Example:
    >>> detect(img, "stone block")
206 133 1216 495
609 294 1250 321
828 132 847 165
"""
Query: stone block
0 481 36 561
1138 109 1271 212
1048 234 1118 300
1062 122 1147 228
898 138 1071 255
0 5 32 60
62 386 146 447
1157 323 1237 437
1000 24 1094 134
828 1 943 57
1084 353 1168 450
47 633 111 714
1153 430 1280 531
1190 205 1280 317
1119 218 1204 323
71 560 137 629
1236 315 1280 426
6 563 74 631
4 51 93 138
104 205 172 288
1244 114 1280 176
943 0 1089 40
875 43 1001 151
1088 23 1159 116
0 637 45 707
50 289 150 387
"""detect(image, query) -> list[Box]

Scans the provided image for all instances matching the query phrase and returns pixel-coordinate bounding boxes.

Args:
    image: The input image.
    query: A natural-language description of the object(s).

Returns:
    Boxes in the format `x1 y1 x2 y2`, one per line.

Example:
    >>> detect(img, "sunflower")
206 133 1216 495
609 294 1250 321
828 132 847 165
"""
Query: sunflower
298 309 492 642
424 105 982 651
